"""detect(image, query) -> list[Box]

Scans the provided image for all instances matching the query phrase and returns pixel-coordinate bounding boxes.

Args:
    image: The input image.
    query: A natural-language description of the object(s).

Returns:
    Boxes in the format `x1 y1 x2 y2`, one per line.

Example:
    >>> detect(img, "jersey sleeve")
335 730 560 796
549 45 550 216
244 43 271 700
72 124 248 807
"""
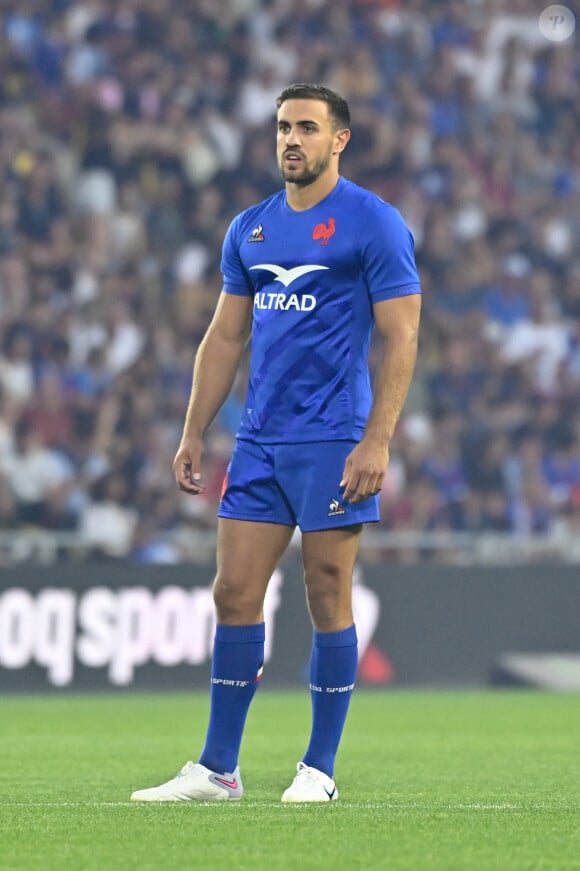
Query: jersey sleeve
361 203 421 303
221 215 254 297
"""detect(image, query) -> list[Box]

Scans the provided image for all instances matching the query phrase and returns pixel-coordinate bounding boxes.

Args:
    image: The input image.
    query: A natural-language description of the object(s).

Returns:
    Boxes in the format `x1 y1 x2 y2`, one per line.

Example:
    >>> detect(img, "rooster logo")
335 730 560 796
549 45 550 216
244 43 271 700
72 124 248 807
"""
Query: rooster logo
312 218 336 245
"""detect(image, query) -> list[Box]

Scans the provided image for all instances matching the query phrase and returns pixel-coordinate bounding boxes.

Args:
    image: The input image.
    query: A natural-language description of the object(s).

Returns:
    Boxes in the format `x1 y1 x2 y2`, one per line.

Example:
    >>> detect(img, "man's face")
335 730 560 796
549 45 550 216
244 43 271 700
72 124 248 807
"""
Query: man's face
276 99 339 187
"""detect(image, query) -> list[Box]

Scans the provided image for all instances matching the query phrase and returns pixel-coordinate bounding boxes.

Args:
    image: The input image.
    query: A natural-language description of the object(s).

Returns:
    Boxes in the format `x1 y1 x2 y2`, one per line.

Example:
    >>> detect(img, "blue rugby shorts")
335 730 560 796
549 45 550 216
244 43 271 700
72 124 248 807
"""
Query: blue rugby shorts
217 439 380 532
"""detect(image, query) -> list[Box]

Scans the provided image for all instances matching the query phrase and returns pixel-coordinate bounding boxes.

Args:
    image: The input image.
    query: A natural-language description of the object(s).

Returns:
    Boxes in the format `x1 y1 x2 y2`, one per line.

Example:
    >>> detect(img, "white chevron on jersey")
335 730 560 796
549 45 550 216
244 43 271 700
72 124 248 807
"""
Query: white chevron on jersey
250 263 329 287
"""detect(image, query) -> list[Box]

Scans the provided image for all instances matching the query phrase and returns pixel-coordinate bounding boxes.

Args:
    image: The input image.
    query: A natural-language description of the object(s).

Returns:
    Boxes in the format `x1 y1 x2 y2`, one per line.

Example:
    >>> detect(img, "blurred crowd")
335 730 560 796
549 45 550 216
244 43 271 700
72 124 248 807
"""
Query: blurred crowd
0 0 579 563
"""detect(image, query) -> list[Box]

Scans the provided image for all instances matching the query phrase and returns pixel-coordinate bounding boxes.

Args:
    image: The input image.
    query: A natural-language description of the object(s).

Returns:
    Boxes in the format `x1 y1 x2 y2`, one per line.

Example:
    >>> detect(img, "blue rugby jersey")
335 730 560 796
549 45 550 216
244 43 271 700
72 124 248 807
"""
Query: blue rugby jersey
221 176 421 443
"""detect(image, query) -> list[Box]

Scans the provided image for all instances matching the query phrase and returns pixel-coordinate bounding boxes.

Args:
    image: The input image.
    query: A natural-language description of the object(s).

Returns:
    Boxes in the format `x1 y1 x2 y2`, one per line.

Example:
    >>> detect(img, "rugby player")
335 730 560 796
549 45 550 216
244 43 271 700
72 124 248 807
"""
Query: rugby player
131 83 421 803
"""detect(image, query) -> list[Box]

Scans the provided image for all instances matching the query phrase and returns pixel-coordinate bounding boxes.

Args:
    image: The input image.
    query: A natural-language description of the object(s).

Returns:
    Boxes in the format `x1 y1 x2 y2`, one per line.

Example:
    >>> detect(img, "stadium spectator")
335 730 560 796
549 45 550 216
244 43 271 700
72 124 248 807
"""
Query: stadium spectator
0 418 76 527
79 472 138 559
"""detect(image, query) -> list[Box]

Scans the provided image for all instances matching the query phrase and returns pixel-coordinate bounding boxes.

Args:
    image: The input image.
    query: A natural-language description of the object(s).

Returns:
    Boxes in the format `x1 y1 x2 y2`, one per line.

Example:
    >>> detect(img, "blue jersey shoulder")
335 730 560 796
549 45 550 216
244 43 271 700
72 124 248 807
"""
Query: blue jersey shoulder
228 190 286 245
339 178 412 230
337 180 421 299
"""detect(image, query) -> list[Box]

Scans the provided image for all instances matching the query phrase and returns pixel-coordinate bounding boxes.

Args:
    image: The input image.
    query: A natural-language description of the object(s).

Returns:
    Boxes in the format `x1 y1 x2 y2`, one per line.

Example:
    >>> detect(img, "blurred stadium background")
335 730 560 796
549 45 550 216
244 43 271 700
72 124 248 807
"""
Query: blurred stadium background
0 0 579 691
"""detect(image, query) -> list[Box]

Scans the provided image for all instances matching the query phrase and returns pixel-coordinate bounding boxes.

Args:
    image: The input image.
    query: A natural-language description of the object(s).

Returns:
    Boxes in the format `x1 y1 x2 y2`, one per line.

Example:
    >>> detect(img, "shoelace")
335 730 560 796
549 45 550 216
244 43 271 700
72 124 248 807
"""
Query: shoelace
294 766 324 787
176 761 194 778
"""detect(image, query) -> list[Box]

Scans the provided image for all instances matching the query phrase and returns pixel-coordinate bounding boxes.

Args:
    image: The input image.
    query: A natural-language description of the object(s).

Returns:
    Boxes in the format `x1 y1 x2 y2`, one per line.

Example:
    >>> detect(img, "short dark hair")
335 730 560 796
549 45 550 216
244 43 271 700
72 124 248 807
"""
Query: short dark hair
276 83 350 131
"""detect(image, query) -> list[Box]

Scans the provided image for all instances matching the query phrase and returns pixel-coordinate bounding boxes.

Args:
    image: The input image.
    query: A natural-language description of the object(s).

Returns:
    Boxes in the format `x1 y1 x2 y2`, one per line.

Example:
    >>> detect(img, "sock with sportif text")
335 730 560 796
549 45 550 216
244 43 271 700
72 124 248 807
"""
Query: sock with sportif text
198 622 265 775
302 624 358 778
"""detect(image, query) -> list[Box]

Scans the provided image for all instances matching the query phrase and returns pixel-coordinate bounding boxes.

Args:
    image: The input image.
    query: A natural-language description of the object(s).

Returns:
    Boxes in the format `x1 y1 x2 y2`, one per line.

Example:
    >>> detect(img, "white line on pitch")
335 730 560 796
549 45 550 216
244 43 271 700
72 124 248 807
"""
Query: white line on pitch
0 801 522 810
1 801 134 807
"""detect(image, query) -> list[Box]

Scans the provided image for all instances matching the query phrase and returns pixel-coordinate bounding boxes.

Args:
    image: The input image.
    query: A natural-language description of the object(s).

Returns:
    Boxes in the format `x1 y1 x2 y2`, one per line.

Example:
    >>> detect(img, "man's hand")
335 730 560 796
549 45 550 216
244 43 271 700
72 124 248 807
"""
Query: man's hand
173 436 205 495
340 437 389 503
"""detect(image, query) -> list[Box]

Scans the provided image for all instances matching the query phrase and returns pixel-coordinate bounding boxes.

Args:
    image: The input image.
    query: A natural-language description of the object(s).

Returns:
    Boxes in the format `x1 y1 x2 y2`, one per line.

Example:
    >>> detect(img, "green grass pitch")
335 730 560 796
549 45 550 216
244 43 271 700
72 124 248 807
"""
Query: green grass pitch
1 690 579 871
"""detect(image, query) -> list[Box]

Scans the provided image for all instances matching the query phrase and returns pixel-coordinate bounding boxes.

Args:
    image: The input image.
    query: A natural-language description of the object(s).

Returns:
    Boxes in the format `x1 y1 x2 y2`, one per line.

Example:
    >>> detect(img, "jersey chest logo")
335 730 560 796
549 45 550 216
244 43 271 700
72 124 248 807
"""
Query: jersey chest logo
250 263 328 287
312 217 336 245
247 223 265 242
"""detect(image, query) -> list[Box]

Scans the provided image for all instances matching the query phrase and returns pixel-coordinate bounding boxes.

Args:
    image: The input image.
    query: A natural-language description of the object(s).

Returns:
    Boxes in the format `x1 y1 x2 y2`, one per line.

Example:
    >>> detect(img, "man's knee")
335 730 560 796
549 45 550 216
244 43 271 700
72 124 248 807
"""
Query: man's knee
213 574 264 624
304 562 352 628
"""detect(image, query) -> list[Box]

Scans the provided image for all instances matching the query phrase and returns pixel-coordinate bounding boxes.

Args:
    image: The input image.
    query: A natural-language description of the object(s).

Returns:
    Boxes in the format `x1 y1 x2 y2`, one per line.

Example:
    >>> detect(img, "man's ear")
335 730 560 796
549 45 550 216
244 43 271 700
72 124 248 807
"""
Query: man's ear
334 128 351 155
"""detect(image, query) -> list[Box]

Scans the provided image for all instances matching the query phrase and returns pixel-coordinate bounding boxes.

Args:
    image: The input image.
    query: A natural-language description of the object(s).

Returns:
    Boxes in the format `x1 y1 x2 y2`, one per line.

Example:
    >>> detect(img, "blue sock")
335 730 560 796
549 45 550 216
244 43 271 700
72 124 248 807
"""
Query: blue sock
302 624 358 778
198 622 265 774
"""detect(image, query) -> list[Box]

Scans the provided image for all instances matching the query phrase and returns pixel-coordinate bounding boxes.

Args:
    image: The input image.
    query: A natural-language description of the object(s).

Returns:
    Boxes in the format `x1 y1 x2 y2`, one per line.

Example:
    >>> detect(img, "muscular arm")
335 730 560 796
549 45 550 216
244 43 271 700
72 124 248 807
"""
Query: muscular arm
341 293 421 503
174 292 253 494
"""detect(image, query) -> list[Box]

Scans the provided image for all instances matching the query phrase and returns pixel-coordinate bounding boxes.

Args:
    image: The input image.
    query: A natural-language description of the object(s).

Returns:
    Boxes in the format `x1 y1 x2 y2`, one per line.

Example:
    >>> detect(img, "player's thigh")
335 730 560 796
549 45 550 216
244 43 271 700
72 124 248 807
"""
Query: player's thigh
301 525 363 628
218 439 296 527
216 517 294 602
274 440 379 532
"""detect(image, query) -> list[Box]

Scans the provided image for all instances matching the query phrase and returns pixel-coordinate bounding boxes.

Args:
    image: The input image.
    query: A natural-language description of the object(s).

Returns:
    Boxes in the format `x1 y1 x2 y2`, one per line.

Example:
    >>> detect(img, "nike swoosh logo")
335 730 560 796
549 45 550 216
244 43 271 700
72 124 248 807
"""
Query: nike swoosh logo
214 776 239 789
324 786 337 799
250 263 329 288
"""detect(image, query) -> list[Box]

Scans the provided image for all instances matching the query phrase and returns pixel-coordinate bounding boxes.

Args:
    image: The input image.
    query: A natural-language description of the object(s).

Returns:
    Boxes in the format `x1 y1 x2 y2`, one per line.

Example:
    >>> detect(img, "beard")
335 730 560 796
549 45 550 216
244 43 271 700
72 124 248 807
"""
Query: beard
278 143 334 187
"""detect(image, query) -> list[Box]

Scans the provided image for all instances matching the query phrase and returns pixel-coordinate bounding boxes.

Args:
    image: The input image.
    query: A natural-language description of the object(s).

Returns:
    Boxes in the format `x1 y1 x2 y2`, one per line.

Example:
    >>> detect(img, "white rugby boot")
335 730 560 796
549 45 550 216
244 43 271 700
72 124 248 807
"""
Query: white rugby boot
131 761 243 802
281 761 338 803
